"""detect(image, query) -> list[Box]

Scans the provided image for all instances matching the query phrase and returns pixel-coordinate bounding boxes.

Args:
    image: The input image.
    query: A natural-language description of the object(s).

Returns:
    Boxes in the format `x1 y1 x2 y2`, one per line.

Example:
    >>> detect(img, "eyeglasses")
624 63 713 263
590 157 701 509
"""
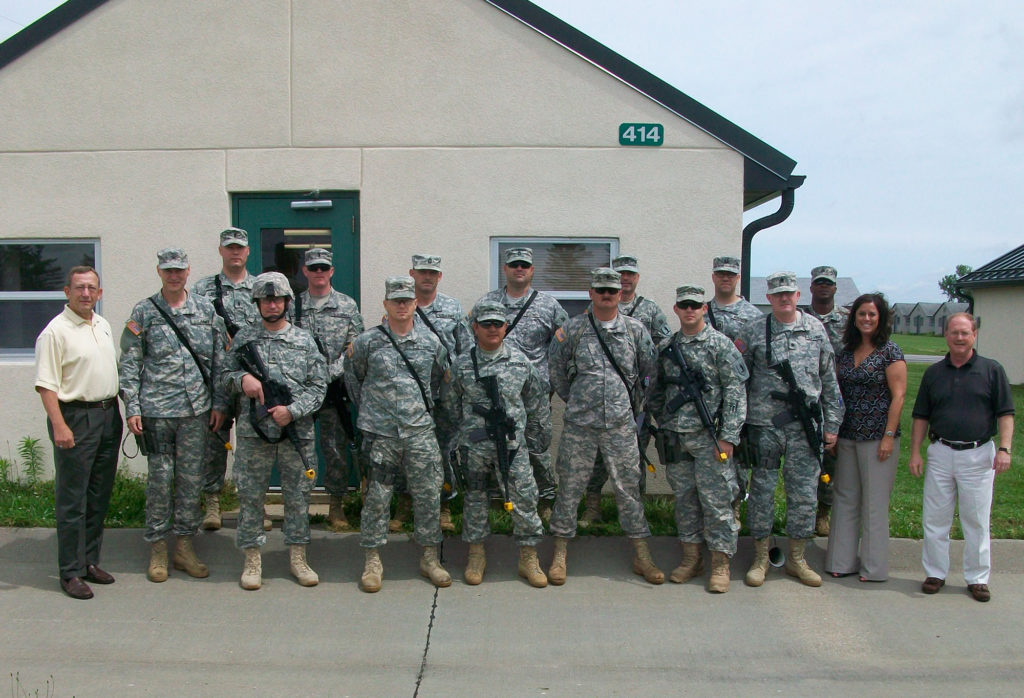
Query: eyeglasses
478 320 506 329
307 265 331 273
675 301 702 310
593 288 619 295
507 262 532 270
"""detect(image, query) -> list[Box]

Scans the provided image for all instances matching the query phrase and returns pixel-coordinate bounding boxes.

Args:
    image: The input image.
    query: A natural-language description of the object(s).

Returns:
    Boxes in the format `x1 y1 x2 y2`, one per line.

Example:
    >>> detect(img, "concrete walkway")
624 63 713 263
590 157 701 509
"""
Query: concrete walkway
2 527 1022 696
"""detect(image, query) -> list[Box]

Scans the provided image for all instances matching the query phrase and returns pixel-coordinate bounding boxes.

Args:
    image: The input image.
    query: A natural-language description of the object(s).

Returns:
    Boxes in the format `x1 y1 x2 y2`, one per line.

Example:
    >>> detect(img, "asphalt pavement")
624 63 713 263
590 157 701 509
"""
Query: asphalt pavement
2 526 1022 697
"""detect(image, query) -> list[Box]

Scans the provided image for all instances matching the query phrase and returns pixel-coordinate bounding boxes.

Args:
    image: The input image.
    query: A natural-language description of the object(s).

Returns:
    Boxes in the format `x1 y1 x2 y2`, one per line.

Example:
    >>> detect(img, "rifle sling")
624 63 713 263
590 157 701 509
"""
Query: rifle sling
625 296 643 318
416 306 454 358
705 304 717 331
376 325 431 414
148 296 212 390
504 290 538 336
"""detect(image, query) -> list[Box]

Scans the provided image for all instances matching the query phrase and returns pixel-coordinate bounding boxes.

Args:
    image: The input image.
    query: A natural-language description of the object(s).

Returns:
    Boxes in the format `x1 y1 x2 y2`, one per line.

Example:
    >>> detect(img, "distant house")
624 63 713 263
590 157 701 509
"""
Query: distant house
957 243 1024 383
749 276 860 314
902 301 969 335
891 302 916 333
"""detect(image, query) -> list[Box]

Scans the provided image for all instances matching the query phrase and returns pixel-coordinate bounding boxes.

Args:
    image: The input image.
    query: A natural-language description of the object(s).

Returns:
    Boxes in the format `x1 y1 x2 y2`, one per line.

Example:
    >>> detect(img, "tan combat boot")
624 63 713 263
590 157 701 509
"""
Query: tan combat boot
327 495 351 532
579 492 603 529
548 536 569 586
708 550 731 593
464 543 486 585
173 536 210 578
202 493 222 531
240 547 261 590
289 545 319 586
518 546 548 588
669 541 705 584
361 548 383 593
815 504 830 537
440 501 456 534
631 538 665 584
389 493 413 533
745 538 770 587
420 545 452 588
147 539 168 583
785 538 822 587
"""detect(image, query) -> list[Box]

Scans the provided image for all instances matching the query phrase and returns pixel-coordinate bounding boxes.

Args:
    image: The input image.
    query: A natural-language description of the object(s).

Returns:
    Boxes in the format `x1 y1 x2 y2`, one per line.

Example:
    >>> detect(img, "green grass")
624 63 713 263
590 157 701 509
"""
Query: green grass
892 332 947 356
0 470 149 528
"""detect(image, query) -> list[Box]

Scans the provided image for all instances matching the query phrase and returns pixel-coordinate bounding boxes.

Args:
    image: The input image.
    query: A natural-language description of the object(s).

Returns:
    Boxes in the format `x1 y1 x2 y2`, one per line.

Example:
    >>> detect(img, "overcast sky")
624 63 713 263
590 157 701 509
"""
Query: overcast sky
3 1 1021 302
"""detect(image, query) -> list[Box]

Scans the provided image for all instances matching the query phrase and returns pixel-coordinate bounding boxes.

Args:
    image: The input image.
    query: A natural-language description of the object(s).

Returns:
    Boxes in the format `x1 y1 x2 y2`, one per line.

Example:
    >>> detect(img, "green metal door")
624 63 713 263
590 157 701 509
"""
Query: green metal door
233 192 360 489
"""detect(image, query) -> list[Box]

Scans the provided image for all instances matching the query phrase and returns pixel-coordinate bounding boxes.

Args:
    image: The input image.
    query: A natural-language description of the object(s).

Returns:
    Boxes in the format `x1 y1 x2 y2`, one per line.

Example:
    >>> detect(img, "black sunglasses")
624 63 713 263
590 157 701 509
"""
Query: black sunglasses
507 261 532 269
307 264 331 273
675 301 703 310
594 287 619 295
478 319 507 329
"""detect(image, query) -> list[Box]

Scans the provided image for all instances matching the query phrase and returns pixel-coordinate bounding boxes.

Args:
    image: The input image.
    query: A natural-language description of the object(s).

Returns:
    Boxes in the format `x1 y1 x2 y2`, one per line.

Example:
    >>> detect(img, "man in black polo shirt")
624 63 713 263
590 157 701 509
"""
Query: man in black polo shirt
909 312 1014 602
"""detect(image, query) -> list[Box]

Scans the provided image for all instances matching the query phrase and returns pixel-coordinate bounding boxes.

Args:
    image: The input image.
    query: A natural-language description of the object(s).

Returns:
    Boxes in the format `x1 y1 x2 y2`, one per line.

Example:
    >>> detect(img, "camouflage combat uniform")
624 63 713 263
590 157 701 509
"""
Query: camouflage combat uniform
478 287 568 498
119 292 228 543
440 344 550 546
294 288 364 495
222 322 327 549
192 271 258 495
706 297 763 343
548 311 656 538
649 324 748 555
416 291 473 359
346 323 449 548
585 293 671 495
802 302 850 509
738 311 844 539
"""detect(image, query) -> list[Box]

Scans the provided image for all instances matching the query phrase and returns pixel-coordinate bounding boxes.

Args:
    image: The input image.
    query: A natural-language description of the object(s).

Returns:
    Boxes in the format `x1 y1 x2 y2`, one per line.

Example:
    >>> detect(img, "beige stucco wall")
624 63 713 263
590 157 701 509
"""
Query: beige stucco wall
0 0 747 474
973 286 1024 384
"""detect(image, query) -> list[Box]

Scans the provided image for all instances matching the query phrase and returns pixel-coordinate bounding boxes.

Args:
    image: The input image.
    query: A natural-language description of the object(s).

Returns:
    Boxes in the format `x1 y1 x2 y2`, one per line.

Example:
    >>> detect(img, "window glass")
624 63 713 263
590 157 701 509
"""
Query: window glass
491 238 618 310
258 228 331 295
0 240 99 354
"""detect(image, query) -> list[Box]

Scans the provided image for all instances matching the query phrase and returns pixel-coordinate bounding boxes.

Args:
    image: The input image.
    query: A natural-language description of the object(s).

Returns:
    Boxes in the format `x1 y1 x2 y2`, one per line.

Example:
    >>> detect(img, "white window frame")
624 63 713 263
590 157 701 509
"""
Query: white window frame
0 238 101 359
489 236 619 302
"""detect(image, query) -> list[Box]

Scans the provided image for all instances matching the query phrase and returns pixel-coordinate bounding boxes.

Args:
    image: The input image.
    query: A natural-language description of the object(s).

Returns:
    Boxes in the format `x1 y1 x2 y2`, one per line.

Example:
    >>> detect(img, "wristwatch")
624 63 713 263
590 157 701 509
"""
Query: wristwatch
998 447 1011 455
884 430 895 438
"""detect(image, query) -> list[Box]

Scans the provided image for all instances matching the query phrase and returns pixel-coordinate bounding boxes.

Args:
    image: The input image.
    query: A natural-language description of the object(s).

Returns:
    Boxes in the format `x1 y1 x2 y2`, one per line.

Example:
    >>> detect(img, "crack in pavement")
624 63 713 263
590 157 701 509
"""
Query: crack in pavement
413 539 444 697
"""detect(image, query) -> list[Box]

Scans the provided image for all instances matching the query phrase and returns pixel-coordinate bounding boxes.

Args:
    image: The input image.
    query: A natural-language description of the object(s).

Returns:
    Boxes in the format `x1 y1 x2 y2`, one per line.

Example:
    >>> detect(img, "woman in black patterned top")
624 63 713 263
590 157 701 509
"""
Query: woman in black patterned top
825 293 907 582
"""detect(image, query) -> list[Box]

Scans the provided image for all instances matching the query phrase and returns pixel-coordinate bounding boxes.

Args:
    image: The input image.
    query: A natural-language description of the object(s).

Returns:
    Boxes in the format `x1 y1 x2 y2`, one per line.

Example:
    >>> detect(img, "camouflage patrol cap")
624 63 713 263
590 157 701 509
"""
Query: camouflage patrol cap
712 256 741 274
411 254 442 271
503 247 533 265
219 227 248 247
471 298 507 324
251 271 294 300
590 267 622 290
765 271 799 294
811 265 838 284
675 284 706 304
157 247 189 270
384 275 416 300
304 248 333 267
612 255 640 273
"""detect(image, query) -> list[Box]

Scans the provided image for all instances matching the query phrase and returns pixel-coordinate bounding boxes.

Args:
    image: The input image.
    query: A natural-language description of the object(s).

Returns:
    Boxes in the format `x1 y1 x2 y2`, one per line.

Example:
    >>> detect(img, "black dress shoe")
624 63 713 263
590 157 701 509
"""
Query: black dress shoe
85 564 115 584
61 577 94 600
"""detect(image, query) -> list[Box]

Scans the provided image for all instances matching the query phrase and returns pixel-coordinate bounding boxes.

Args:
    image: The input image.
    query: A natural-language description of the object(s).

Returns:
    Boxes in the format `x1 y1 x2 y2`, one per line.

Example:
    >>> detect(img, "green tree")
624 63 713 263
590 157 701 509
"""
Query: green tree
938 264 973 304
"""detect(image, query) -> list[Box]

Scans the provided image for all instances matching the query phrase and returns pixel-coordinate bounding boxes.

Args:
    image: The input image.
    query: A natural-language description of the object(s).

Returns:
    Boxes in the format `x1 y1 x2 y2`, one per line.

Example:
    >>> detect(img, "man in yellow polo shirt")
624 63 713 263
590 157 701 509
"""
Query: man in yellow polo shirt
34 265 123 600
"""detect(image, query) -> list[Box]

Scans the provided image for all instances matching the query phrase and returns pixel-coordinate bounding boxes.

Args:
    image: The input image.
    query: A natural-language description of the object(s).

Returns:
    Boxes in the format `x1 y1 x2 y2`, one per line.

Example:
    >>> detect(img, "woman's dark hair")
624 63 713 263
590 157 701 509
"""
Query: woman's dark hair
842 293 892 351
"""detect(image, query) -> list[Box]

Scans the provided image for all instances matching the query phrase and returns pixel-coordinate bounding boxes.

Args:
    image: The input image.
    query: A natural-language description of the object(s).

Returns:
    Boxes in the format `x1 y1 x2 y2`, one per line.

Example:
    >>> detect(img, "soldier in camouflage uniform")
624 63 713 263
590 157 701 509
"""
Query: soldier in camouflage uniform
191 227 259 531
547 268 664 585
479 248 568 520
649 284 748 593
395 254 472 533
440 298 550 587
581 254 671 526
221 272 327 589
293 248 364 532
119 248 228 583
347 276 451 593
737 271 844 588
801 265 850 536
706 255 763 520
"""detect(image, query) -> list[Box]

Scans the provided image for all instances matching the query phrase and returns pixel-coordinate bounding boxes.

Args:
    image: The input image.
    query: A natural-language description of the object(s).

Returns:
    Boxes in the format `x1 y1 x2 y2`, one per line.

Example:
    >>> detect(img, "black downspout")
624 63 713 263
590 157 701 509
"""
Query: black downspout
741 176 805 300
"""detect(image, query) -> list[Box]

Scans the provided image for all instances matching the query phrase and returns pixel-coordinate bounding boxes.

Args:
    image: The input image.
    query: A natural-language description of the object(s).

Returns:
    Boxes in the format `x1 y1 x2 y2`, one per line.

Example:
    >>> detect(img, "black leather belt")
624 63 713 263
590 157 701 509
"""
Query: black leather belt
931 433 987 451
62 398 117 410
